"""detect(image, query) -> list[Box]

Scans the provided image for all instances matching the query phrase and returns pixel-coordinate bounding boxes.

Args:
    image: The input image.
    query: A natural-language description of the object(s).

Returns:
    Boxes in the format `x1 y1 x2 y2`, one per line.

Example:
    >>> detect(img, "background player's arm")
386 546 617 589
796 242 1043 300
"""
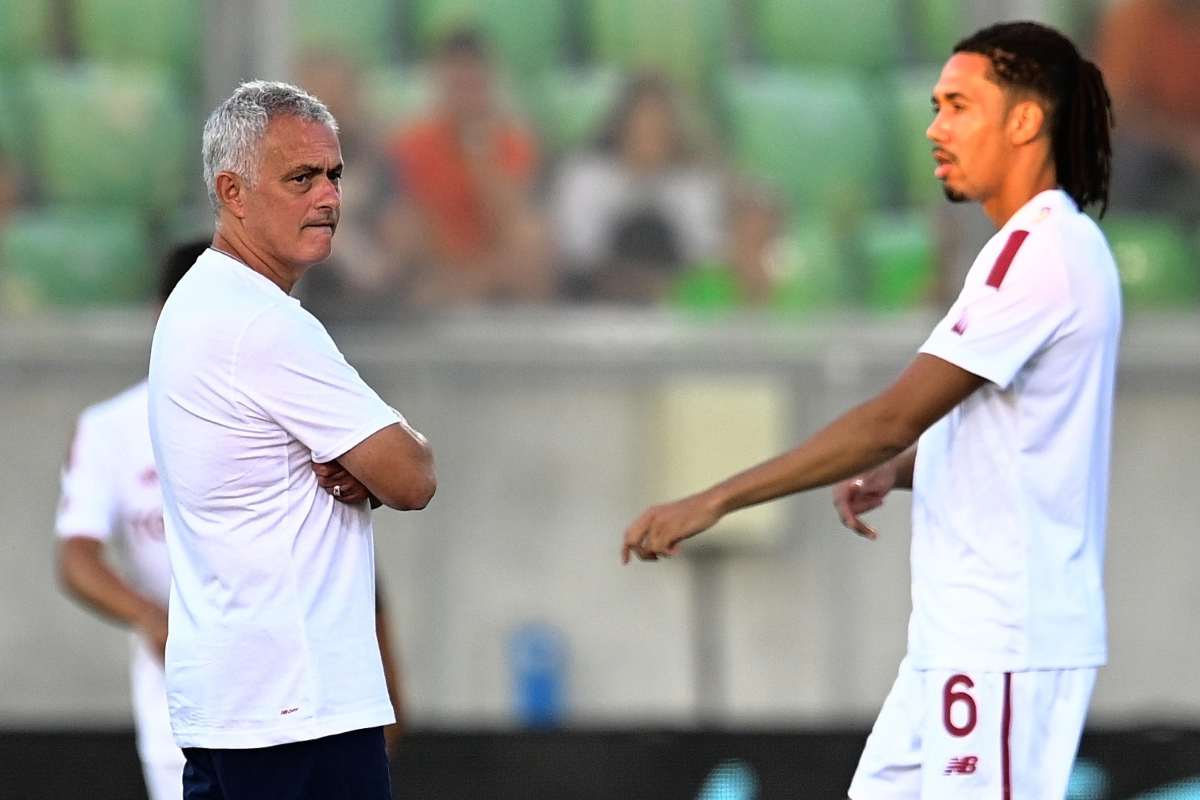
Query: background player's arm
375 581 406 754
56 537 168 660
336 421 436 512
623 355 983 561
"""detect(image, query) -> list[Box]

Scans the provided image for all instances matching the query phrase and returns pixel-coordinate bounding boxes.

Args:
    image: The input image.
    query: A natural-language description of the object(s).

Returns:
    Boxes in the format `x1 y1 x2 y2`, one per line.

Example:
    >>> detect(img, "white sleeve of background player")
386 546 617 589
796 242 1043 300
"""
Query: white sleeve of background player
55 410 120 541
920 231 1076 390
233 305 403 464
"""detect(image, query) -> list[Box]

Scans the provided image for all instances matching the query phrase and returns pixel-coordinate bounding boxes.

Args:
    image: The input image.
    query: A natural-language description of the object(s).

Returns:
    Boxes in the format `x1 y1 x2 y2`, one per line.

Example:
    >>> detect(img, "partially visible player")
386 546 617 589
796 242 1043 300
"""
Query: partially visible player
55 241 408 799
622 21 1118 799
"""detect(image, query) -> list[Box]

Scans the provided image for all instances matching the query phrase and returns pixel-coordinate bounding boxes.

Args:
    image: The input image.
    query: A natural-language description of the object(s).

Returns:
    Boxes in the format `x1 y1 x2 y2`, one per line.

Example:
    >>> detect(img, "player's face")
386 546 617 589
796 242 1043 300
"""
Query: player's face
241 115 342 270
926 53 1012 205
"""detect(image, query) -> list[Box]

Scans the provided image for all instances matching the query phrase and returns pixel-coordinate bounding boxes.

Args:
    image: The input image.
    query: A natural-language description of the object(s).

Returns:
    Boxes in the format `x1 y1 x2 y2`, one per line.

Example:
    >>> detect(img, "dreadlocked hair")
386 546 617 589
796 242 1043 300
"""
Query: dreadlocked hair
954 21 1114 217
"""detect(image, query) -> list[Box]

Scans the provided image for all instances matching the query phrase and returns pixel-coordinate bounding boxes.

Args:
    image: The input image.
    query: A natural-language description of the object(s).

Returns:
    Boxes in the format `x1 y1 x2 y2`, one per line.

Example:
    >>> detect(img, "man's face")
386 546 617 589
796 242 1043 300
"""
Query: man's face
240 115 343 269
926 53 1013 205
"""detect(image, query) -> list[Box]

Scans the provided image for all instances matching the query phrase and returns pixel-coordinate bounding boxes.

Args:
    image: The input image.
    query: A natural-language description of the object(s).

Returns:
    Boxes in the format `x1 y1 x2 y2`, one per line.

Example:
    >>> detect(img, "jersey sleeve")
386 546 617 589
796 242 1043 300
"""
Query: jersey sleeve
234 306 402 464
920 229 1076 390
55 410 120 540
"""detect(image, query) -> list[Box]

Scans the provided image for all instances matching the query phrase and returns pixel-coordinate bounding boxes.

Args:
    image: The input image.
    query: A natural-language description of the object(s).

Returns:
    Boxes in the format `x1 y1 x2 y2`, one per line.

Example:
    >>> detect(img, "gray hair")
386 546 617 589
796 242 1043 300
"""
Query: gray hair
202 80 338 211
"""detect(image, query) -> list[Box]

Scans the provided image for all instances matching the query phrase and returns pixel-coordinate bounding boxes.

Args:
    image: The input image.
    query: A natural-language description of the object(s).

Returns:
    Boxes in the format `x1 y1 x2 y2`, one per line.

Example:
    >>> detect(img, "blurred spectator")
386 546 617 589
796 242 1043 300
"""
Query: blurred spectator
1096 0 1200 222
551 73 724 303
384 27 551 306
293 51 401 321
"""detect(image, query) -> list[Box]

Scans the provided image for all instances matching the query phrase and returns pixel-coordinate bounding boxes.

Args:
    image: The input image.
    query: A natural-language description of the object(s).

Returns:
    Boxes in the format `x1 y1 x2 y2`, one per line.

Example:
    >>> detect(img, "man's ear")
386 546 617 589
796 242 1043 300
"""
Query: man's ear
1008 99 1047 147
215 172 248 219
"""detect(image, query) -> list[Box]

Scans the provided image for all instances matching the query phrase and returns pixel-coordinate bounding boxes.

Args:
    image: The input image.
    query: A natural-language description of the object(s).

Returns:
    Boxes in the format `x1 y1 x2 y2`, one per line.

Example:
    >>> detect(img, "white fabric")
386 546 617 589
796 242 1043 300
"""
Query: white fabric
55 381 182 785
910 189 1121 671
849 658 1095 799
132 638 185 798
552 153 724 271
57 382 172 606
148 249 399 749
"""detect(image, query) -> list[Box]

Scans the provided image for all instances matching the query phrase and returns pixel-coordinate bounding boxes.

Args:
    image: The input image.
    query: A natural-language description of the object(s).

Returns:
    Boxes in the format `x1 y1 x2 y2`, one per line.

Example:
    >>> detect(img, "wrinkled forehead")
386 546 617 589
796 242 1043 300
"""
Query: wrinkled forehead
260 115 342 168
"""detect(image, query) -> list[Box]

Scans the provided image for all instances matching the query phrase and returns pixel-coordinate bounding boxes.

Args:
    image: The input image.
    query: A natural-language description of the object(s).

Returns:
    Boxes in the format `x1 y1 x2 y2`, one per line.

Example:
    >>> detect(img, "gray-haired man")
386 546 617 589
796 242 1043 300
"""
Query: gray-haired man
149 81 435 799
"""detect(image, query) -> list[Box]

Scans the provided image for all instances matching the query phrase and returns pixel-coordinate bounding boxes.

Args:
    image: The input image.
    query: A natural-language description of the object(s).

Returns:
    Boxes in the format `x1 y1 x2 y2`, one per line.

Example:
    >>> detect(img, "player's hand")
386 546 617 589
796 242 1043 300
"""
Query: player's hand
134 603 169 663
622 492 722 564
312 459 372 505
832 463 897 541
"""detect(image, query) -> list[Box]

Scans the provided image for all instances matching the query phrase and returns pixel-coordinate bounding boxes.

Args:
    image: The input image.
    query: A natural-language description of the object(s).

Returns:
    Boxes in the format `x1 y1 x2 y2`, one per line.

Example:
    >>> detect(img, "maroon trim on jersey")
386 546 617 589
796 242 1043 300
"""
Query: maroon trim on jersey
986 230 1029 288
1001 671 1013 799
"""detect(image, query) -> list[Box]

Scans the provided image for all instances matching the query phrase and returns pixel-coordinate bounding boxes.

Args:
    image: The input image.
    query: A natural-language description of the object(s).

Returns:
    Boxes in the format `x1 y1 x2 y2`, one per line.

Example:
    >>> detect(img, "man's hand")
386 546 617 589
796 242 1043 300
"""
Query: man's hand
832 460 899 541
133 603 169 663
622 491 723 564
312 459 376 507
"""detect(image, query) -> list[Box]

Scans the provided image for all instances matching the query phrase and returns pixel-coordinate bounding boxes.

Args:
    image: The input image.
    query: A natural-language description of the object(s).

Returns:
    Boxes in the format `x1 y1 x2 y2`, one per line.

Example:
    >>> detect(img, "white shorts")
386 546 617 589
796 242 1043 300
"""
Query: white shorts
130 636 185 800
849 658 1096 799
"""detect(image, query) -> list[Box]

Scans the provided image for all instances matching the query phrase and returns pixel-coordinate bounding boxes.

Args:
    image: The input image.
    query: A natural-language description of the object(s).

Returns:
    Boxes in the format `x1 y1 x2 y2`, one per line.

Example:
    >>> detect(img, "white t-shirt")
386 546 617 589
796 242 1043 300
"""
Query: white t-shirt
55 381 180 764
910 189 1121 672
148 249 399 749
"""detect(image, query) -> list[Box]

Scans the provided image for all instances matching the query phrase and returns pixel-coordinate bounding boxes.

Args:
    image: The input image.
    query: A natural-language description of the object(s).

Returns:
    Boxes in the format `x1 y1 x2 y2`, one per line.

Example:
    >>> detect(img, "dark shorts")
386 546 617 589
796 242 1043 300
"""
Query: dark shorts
182 726 390 800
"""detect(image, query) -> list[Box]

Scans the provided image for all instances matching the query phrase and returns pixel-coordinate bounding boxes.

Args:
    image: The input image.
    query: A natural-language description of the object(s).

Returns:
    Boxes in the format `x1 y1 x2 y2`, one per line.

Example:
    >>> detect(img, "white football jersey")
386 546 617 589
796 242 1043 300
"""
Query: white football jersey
910 189 1121 671
55 381 181 767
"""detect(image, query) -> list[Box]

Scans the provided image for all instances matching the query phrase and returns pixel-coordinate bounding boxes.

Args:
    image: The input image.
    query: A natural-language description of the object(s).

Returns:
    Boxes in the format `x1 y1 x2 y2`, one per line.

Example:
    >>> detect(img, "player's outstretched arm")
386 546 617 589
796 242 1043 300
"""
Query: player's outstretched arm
57 537 169 660
622 355 983 562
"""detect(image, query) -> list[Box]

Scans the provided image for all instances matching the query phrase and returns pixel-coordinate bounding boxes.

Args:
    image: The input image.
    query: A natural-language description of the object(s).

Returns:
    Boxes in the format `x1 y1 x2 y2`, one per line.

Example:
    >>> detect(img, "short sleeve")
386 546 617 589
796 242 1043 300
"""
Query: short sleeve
55 411 119 540
234 306 401 464
920 230 1075 390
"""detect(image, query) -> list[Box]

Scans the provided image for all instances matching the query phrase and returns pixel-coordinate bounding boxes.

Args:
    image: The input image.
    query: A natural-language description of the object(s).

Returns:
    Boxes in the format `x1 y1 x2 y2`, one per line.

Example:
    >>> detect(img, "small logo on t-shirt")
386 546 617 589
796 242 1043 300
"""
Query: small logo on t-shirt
944 755 979 775
951 310 969 336
139 466 158 486
280 707 300 716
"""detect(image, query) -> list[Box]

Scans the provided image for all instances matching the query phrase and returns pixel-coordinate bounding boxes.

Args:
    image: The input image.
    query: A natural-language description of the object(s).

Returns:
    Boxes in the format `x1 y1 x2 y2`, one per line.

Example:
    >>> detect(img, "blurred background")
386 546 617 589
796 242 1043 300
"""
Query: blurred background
1 0 1198 797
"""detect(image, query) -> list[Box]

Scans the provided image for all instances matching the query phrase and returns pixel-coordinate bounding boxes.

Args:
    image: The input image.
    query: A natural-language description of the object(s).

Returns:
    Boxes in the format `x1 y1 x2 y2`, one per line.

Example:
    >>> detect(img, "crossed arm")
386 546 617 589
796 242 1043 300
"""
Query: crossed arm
622 353 984 562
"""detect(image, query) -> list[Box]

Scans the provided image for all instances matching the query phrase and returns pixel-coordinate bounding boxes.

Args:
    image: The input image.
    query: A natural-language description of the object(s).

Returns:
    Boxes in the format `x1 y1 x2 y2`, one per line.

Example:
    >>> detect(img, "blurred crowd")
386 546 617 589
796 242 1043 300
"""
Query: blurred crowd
0 0 1198 317
295 26 783 319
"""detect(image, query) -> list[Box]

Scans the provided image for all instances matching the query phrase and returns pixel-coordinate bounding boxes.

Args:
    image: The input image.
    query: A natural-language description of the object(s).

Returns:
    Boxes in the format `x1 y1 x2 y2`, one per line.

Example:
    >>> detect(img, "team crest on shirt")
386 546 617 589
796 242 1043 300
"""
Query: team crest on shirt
1035 206 1053 224
139 466 158 486
951 309 969 336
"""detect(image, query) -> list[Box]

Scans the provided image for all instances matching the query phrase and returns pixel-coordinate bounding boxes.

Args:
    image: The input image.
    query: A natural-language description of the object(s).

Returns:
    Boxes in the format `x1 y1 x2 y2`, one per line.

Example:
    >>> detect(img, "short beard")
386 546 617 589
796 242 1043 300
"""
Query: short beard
943 186 968 203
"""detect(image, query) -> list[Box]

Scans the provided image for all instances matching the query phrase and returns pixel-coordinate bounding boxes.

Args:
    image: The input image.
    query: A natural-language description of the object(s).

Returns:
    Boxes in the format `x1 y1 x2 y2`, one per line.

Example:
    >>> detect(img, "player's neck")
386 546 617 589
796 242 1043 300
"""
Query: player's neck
211 227 304 295
981 159 1058 229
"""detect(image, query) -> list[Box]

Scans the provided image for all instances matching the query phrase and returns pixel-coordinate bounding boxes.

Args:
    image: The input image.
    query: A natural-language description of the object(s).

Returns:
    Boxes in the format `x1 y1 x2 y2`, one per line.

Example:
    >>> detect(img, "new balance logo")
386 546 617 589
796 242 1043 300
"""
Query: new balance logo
944 755 978 775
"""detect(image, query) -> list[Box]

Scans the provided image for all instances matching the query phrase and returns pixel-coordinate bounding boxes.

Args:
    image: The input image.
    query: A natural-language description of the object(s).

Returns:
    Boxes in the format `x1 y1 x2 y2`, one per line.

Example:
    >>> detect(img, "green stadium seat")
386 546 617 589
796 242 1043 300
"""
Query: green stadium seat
360 66 433 134
860 211 936 310
0 207 151 307
893 67 943 208
28 64 188 210
671 261 742 313
770 218 850 310
410 0 566 77
585 0 730 90
73 0 201 76
725 70 886 214
292 0 397 66
0 71 33 167
1103 216 1200 310
751 0 902 69
0 0 52 65
536 68 621 153
914 0 966 62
